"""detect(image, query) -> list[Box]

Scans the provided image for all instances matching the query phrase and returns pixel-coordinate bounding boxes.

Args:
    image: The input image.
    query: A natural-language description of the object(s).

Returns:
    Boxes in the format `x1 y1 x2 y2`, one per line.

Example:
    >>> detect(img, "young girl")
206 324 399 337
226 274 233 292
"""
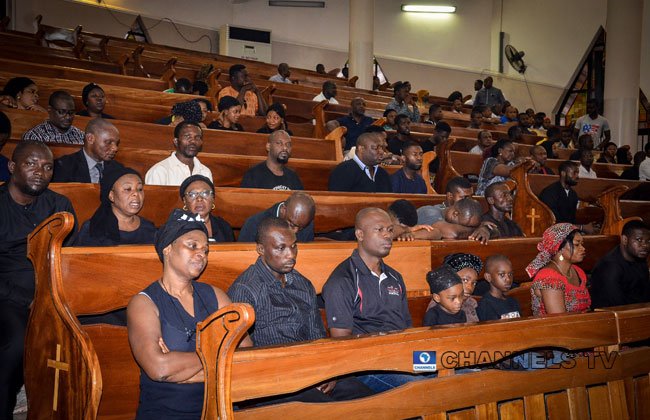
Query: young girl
423 265 467 327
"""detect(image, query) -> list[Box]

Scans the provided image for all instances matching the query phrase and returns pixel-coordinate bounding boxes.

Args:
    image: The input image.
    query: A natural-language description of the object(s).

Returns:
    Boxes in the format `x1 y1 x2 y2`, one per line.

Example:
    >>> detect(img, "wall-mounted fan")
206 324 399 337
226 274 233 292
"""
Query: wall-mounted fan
505 44 527 74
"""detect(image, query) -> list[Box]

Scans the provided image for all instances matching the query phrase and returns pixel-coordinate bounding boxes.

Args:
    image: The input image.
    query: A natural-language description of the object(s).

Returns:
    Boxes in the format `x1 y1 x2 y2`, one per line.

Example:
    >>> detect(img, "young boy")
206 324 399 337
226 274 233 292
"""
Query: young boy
476 255 521 321
423 265 467 326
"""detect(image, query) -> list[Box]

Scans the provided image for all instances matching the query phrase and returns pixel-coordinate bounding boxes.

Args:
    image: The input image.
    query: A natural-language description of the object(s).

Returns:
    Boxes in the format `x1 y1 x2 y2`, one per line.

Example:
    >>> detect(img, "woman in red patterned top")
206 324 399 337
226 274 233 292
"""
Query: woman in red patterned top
526 223 591 316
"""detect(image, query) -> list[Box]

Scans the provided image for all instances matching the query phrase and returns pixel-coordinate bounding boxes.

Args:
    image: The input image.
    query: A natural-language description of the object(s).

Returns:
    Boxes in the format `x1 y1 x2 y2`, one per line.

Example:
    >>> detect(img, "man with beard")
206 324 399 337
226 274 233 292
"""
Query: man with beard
481 182 523 238
538 161 598 234
52 118 123 183
390 141 427 194
387 114 426 155
0 140 77 418
590 220 650 308
238 191 315 243
323 208 423 392
21 90 85 144
144 121 212 186
240 130 303 190
228 217 374 403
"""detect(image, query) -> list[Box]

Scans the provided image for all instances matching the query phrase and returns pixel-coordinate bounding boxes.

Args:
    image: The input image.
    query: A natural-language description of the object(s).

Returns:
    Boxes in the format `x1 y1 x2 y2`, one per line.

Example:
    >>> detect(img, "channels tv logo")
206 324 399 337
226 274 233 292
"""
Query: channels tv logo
413 351 437 372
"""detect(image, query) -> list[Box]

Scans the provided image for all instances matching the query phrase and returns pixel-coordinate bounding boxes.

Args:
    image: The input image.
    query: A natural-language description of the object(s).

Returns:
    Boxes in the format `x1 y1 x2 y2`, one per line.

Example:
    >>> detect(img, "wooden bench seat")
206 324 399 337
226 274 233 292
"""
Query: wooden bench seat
24 212 650 419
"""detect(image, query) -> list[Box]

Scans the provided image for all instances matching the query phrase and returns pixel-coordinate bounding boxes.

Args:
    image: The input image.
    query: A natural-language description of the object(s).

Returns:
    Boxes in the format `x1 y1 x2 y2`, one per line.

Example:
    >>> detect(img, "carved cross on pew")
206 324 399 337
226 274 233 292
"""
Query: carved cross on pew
527 208 541 234
47 344 69 412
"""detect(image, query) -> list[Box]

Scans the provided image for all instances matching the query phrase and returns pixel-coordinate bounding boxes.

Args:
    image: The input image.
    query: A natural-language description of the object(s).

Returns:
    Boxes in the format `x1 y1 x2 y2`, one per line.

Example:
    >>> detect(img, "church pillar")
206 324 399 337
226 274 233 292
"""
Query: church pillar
603 0 643 149
349 0 374 90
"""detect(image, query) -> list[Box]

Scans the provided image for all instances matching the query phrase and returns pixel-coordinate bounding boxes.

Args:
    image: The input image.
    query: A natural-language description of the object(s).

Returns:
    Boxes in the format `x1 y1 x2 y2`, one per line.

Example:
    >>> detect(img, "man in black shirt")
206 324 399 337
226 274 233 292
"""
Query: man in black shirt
240 130 304 190
330 98 375 151
53 118 123 183
591 220 650 308
238 191 315 242
0 141 77 418
328 132 392 193
481 182 523 238
538 161 598 234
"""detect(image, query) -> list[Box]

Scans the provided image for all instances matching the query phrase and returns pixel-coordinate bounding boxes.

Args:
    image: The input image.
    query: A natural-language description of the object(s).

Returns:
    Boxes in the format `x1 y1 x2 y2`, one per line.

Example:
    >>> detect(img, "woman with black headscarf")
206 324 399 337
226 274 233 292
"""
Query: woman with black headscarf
74 165 156 246
179 175 234 242
127 209 252 419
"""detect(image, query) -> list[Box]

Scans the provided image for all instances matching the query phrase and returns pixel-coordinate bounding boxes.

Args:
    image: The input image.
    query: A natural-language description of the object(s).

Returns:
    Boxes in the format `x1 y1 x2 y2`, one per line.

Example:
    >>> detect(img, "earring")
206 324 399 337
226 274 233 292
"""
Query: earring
183 205 188 211
212 204 215 210
559 254 564 262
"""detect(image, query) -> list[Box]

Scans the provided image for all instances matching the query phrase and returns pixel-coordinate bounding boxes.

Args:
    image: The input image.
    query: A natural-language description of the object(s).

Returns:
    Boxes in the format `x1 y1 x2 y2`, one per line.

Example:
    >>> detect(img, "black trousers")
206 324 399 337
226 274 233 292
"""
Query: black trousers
0 301 29 420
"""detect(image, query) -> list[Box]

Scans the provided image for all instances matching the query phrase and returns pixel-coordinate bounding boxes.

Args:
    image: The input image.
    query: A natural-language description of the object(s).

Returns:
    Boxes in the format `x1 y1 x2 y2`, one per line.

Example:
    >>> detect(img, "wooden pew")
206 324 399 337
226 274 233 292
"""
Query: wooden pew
4 108 343 162
24 212 650 419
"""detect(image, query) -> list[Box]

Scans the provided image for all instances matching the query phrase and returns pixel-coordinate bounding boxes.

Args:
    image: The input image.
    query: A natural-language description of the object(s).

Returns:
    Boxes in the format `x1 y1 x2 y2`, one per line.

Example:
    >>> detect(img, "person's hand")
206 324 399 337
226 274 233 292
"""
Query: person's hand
25 103 47 113
469 226 491 245
158 337 170 354
169 116 185 127
241 82 259 93
0 95 17 108
317 380 336 394
396 232 416 241
409 224 434 233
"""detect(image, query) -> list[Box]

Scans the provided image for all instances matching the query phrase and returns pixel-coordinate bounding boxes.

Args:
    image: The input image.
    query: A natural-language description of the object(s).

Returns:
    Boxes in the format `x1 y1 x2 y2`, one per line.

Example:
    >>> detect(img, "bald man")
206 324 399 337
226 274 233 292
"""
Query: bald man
240 130 303 190
528 145 554 175
322 207 422 392
53 118 123 183
238 191 316 242
328 132 392 192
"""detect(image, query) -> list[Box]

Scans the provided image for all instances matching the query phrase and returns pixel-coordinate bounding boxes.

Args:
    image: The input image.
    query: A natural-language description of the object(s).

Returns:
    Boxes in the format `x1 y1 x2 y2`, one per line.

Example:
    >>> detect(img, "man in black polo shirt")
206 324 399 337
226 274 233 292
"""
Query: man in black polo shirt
332 97 374 152
0 140 77 418
328 132 392 193
228 217 373 403
322 208 421 392
240 130 304 190
538 161 598 234
481 182 523 238
238 191 315 242
591 220 650 308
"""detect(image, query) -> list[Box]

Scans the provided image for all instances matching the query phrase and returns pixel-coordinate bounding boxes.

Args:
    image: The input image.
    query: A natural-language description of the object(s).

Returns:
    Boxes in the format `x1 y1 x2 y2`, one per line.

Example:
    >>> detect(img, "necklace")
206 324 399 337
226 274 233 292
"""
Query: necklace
158 279 209 342
550 260 572 279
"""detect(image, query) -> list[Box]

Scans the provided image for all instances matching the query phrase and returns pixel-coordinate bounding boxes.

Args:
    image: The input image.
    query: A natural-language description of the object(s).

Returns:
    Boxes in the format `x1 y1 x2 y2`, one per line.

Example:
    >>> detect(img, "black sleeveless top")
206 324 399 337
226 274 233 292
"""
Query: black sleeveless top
136 281 219 419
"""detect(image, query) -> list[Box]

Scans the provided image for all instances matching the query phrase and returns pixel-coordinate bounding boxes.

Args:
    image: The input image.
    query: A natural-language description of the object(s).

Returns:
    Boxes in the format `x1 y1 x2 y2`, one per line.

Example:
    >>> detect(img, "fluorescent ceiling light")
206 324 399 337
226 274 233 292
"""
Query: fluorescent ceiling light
269 1 325 7
401 5 456 13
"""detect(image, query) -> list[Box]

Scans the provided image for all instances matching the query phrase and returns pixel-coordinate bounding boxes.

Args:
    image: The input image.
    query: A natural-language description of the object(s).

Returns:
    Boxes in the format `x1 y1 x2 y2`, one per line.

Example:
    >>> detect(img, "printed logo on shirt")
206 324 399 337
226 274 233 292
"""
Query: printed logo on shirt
581 124 600 136
500 311 521 319
272 185 291 191
413 351 437 371
386 285 402 296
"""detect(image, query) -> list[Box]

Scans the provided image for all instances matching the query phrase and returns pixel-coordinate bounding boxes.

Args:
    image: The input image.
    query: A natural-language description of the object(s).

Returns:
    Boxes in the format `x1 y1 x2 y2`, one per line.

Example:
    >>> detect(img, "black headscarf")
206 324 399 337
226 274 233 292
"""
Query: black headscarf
154 209 209 262
88 165 141 243
179 174 214 199
426 265 462 294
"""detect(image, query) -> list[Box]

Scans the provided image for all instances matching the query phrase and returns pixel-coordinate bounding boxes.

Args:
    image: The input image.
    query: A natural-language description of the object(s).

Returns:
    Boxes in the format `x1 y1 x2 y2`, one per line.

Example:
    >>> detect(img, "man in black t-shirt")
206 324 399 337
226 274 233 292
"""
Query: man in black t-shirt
0 141 77 418
481 182 523 238
240 130 304 191
591 220 650 308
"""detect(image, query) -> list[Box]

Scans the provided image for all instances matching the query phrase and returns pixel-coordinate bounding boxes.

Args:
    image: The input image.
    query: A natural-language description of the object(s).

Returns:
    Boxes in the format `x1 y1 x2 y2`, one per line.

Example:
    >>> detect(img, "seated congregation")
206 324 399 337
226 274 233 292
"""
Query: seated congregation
0 23 649 419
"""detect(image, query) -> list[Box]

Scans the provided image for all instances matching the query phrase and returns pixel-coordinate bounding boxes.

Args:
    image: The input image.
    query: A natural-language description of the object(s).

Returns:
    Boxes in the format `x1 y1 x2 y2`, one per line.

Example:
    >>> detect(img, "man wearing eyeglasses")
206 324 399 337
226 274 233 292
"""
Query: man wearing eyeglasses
238 191 315 243
21 90 85 144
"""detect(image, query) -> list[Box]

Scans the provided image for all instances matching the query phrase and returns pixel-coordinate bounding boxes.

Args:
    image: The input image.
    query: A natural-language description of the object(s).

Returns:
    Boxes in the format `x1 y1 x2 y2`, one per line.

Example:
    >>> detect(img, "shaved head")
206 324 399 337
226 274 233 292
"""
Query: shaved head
85 117 117 137
355 207 390 230
279 192 316 233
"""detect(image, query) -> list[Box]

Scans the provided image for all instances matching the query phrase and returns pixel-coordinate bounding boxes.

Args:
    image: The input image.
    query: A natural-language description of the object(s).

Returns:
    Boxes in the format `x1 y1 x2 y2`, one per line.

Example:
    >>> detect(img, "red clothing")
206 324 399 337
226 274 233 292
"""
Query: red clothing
530 266 591 316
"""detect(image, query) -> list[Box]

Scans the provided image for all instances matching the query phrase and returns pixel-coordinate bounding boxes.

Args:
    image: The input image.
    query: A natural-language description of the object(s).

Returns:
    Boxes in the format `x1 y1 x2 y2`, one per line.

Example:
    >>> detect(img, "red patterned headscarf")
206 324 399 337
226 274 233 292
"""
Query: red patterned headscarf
525 223 578 278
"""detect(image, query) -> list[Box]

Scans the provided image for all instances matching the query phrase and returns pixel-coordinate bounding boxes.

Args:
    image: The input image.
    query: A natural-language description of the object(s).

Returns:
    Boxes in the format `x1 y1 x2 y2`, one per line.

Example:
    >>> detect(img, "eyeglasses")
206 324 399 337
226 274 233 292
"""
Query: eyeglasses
185 190 214 200
52 107 76 117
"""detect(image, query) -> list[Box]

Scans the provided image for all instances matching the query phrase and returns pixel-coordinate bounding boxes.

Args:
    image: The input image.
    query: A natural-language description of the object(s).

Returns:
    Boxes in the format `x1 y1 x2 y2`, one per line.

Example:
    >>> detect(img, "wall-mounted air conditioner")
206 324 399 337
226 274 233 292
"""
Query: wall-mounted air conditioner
219 25 272 63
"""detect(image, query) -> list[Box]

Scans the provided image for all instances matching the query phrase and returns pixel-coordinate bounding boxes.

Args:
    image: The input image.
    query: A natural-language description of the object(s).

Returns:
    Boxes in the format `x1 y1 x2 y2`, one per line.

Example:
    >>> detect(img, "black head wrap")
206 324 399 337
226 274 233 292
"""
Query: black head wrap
88 165 141 242
172 100 203 124
218 95 240 112
154 209 208 262
179 174 214 199
426 265 462 294
443 253 483 275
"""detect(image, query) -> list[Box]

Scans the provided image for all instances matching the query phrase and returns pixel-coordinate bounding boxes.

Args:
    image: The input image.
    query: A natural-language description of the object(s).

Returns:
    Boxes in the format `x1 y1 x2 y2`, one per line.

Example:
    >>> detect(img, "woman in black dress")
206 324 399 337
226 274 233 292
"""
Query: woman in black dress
180 175 234 242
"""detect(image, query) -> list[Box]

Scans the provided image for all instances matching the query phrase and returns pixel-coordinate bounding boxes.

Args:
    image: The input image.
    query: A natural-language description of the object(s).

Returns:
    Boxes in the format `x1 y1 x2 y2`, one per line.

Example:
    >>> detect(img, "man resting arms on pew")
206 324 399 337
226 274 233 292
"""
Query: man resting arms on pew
0 141 77 418
322 208 423 392
127 209 252 419
21 90 85 144
228 217 374 403
590 220 650 308
218 64 267 116
145 121 213 186
238 191 315 243
240 130 304 190
417 176 473 225
53 118 123 183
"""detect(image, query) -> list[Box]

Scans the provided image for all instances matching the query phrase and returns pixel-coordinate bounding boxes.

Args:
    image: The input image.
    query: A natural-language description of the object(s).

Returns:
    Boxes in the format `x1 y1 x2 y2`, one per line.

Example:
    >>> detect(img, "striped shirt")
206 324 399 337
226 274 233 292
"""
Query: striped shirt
227 257 325 347
21 121 85 145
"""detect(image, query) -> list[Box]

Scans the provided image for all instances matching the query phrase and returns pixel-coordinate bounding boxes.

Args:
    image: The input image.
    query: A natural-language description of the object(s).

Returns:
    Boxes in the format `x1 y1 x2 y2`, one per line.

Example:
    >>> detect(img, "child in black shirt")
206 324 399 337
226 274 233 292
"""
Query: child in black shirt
476 255 521 321
423 265 468 326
